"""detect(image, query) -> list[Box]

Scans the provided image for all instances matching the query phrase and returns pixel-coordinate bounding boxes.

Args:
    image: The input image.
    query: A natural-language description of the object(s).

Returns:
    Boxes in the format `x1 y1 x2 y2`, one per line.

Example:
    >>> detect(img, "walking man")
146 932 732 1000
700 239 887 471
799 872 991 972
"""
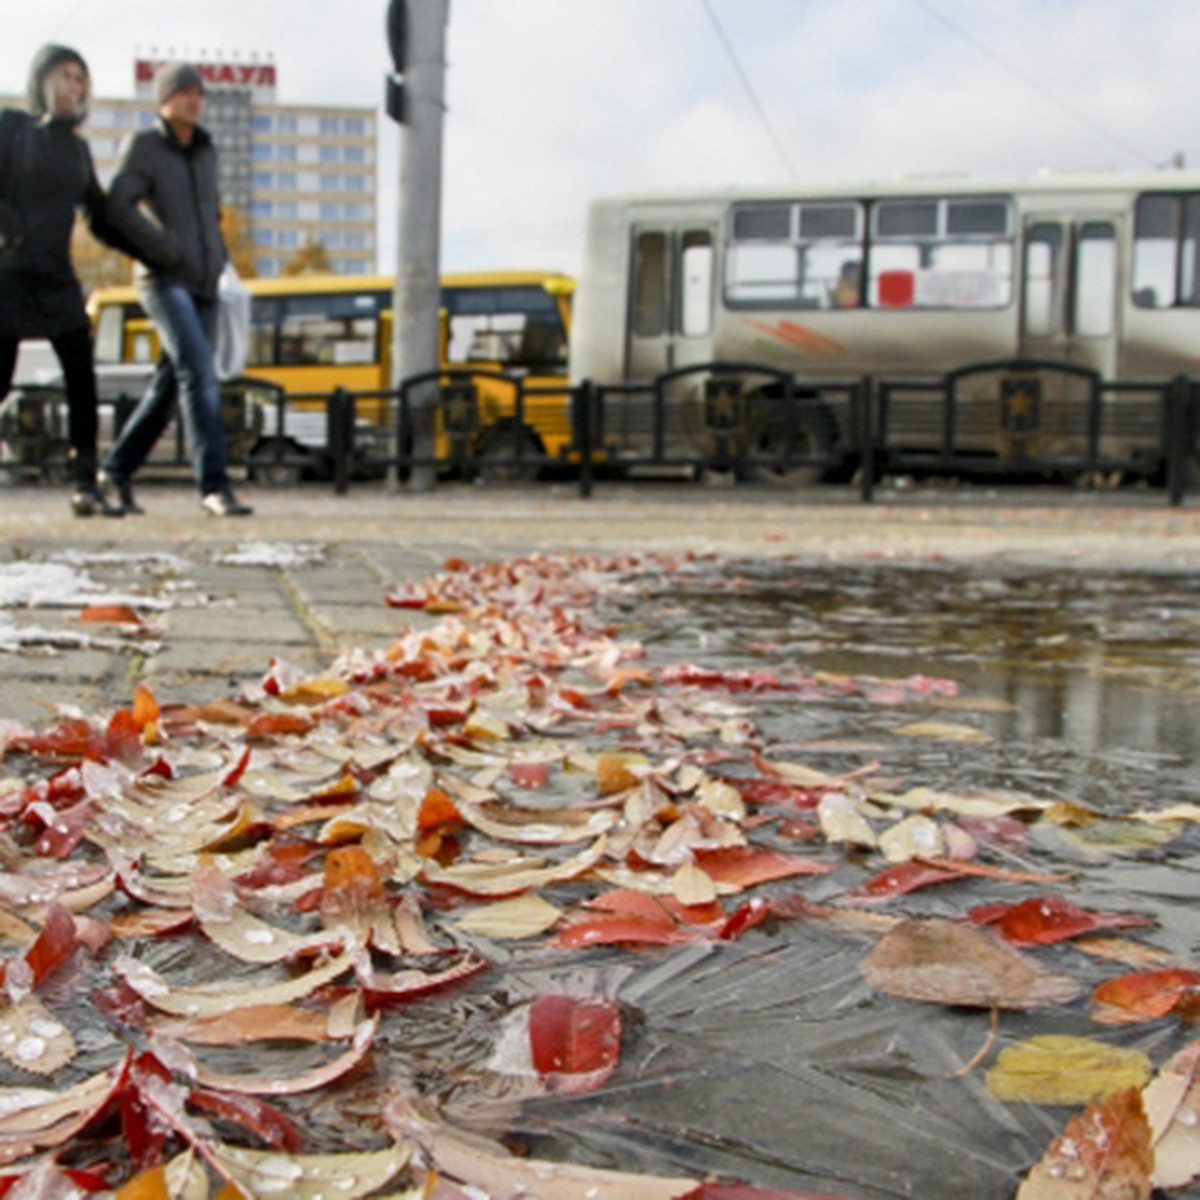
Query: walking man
101 62 252 516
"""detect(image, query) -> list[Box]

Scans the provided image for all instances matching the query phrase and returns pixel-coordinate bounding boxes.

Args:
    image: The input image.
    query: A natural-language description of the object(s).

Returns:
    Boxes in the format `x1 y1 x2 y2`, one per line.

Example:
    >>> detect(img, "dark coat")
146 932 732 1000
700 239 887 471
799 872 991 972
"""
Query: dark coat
0 45 136 339
106 117 227 302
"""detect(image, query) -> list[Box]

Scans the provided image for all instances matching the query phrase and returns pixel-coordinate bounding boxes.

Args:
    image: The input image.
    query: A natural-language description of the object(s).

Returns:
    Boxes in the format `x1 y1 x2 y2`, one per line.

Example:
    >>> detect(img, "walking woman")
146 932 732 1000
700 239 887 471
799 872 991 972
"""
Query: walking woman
0 44 143 516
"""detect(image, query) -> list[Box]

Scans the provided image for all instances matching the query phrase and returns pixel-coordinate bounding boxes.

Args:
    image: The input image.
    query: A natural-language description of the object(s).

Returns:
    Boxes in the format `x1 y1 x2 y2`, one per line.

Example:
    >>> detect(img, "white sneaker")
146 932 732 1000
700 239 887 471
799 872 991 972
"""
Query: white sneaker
201 489 254 517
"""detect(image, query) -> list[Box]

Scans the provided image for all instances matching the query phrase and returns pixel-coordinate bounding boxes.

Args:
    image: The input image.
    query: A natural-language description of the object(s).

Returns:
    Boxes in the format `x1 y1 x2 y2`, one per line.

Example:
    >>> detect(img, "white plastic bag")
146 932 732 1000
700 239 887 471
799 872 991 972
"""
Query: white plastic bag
214 262 250 380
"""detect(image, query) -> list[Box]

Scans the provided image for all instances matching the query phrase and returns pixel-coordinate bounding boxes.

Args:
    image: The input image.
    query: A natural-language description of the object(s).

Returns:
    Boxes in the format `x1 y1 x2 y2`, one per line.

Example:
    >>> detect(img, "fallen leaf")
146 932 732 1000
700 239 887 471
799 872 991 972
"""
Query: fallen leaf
862 918 1081 1010
0 994 76 1075
1091 968 1200 1025
1016 1088 1152 1199
529 994 622 1095
453 893 563 939
970 896 1155 946
210 1142 411 1200
893 720 992 743
986 1035 1151 1104
1142 1037 1200 1189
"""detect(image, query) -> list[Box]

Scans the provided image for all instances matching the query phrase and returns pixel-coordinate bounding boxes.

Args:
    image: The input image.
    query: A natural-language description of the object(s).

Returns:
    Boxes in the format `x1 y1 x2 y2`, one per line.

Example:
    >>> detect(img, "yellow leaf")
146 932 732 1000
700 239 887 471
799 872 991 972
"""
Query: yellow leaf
278 677 351 704
893 720 992 743
453 894 563 939
987 1035 1151 1105
670 861 718 907
595 753 648 795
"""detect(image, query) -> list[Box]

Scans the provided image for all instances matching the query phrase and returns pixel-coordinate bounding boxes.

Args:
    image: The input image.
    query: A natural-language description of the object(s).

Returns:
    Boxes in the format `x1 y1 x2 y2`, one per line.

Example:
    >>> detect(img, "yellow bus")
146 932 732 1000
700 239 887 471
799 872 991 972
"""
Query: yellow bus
89 270 575 481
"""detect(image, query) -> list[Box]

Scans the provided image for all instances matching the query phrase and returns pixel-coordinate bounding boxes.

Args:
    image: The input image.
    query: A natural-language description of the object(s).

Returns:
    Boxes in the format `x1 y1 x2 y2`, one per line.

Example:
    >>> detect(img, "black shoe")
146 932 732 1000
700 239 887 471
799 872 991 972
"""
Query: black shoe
201 488 254 517
71 484 124 519
97 470 143 515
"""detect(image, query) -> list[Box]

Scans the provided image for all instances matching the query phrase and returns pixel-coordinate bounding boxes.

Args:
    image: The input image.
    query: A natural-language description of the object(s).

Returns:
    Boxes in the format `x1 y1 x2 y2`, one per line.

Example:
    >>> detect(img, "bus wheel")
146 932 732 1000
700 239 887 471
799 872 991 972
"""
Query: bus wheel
247 439 308 487
743 404 838 486
476 428 543 483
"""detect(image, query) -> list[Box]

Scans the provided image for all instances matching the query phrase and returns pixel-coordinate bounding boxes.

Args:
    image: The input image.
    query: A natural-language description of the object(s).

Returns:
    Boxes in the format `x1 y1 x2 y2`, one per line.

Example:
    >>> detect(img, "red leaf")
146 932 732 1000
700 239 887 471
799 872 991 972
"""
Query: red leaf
187 1086 303 1151
508 762 550 789
724 777 821 809
694 846 834 887
970 896 1154 945
105 709 145 765
222 746 252 788
24 903 81 987
1091 968 1200 1023
245 712 315 739
529 994 622 1094
680 1185 859 1199
847 860 966 902
718 899 772 941
14 717 107 761
555 914 696 949
79 603 143 626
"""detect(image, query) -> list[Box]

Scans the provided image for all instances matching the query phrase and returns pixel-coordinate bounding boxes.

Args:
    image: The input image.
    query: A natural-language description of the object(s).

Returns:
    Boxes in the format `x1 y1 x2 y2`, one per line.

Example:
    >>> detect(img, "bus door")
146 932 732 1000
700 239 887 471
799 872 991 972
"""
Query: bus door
1020 216 1120 378
626 225 716 379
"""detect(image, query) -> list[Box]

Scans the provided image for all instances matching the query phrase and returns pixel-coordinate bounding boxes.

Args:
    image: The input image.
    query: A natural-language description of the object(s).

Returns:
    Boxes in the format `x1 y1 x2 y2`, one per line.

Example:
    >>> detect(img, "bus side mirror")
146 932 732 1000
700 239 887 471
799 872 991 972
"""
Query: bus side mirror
878 270 915 308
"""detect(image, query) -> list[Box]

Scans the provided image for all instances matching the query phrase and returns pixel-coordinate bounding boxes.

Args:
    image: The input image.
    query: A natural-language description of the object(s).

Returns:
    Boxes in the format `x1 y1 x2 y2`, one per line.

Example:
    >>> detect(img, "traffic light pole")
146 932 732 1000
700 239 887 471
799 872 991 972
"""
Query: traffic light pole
387 0 449 492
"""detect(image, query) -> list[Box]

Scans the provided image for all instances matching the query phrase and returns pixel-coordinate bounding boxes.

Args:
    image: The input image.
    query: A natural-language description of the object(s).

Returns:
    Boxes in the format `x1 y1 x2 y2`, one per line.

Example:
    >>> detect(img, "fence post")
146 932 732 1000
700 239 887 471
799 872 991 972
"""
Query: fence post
576 380 594 499
1166 374 1190 507
860 374 876 503
328 387 354 495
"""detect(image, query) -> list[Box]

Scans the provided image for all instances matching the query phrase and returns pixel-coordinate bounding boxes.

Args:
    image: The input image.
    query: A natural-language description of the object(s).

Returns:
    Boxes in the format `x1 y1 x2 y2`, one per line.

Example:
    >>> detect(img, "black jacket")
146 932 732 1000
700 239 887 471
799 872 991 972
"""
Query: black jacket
0 46 138 338
106 117 227 301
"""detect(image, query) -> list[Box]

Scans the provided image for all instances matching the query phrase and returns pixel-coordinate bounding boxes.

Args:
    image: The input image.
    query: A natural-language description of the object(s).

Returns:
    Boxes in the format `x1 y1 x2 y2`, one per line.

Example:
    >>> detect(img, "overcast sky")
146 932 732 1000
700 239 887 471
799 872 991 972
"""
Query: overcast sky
2 1 1196 275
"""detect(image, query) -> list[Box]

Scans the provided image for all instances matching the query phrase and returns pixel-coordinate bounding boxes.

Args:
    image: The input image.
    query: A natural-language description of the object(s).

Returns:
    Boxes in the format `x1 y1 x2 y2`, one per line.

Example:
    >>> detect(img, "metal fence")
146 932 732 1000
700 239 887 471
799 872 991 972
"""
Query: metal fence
2 361 1197 504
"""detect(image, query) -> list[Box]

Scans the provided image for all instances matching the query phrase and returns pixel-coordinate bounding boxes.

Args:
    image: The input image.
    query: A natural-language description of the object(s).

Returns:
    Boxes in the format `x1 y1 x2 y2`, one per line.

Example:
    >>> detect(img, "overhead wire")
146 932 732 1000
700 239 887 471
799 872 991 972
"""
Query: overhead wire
700 0 799 181
907 0 1151 165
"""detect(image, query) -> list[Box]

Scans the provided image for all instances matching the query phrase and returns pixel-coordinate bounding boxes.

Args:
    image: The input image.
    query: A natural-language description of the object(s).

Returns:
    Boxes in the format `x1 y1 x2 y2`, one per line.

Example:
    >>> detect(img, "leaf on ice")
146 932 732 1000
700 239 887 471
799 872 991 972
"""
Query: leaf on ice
1091 968 1200 1025
1016 1088 1153 1200
0 994 75 1075
970 895 1155 946
187 1016 379 1095
878 814 944 863
986 1034 1151 1105
210 1141 411 1200
529 994 622 1096
383 1090 697 1199
0 1059 124 1164
893 720 992 743
693 846 834 889
817 793 878 847
1142 1037 1200 1189
422 836 608 897
114 950 355 1017
862 918 1081 1010
150 1003 341 1047
79 603 144 626
453 893 563 939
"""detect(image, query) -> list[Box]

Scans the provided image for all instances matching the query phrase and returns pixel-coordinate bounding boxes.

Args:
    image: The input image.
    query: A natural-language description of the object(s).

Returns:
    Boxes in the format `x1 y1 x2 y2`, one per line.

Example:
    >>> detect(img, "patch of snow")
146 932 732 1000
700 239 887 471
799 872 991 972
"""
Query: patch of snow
217 542 325 568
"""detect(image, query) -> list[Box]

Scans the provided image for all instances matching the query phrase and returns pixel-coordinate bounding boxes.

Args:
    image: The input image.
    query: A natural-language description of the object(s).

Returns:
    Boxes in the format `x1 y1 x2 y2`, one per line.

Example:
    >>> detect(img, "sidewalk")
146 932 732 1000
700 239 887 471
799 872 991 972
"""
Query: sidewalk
1 478 1197 728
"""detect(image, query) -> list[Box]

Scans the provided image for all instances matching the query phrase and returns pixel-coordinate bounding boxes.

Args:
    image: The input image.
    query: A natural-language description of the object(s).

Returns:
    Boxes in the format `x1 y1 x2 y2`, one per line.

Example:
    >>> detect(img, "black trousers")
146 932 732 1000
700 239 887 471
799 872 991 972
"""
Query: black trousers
0 325 99 485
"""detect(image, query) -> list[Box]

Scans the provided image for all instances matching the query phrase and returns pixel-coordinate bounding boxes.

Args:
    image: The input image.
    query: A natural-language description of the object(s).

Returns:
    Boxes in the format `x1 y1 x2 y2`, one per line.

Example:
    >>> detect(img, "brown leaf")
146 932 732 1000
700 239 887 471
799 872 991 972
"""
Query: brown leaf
1017 1088 1153 1199
1142 1037 1200 1189
861 917 1081 1010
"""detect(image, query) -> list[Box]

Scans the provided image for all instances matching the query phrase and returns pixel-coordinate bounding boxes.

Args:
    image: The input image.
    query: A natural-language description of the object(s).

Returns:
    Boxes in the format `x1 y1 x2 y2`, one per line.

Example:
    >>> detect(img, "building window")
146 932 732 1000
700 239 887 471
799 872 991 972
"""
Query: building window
342 117 366 136
251 143 272 161
319 146 339 164
343 174 365 193
319 116 339 135
277 115 297 134
254 229 273 247
251 114 272 133
275 144 298 162
275 201 297 219
275 172 297 190
252 171 273 189
344 203 367 221
251 201 272 219
138 111 155 128
344 146 365 165
320 202 342 221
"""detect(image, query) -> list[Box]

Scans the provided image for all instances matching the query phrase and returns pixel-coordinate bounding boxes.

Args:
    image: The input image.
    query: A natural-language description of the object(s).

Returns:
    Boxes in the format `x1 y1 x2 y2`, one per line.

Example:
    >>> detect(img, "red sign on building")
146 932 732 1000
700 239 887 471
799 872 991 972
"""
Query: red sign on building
135 58 277 102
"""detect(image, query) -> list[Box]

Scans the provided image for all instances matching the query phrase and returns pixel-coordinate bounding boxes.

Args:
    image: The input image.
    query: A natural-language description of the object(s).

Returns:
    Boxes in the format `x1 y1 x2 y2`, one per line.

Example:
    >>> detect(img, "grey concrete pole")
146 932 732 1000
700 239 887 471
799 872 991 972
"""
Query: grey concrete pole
389 0 449 492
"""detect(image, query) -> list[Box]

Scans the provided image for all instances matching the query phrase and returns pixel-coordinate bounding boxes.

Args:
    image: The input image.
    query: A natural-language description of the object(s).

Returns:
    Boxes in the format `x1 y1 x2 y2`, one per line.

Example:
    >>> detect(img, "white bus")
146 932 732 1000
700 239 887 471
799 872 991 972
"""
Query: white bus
570 171 1200 478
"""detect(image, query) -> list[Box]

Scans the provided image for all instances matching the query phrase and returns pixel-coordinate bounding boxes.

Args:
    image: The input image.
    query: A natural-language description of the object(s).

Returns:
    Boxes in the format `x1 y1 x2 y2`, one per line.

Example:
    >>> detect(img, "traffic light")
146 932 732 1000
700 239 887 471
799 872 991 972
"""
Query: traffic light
385 0 406 123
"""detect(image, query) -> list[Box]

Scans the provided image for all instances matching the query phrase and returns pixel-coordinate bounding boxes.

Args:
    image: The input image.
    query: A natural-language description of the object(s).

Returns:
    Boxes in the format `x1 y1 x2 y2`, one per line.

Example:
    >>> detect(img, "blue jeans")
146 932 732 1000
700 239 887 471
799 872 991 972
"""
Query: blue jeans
104 282 230 495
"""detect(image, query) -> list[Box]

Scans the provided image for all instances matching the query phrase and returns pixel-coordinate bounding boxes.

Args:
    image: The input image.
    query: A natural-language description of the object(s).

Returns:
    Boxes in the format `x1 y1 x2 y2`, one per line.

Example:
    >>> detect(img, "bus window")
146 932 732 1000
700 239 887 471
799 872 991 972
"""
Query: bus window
1023 224 1064 336
272 293 386 366
680 231 713 337
443 285 567 371
1074 222 1116 338
632 232 670 336
93 304 126 364
727 200 862 308
870 195 1013 309
1133 193 1200 308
